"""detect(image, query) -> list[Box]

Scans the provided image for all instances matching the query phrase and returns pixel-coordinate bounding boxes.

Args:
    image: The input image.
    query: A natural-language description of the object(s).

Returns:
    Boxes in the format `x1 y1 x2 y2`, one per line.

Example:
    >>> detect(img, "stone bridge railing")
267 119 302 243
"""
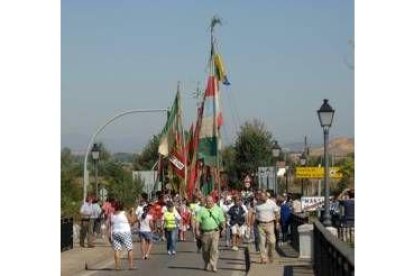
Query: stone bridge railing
290 212 309 251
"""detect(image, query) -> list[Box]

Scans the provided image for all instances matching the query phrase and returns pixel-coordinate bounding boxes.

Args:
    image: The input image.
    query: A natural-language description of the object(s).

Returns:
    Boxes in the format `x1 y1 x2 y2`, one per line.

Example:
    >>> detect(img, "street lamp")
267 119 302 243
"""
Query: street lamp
285 167 289 194
91 143 100 199
82 108 168 201
272 140 281 195
300 152 307 196
317 99 335 227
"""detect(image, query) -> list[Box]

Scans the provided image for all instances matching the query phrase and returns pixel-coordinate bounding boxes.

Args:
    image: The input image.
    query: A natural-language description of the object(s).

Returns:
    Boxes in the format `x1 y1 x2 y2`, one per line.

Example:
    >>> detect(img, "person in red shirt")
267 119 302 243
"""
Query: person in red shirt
150 194 166 241
178 199 191 241
211 189 219 203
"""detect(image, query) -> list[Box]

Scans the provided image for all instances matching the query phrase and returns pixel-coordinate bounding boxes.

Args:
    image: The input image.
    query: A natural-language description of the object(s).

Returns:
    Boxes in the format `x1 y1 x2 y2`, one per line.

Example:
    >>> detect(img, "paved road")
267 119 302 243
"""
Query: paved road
62 233 314 276
64 236 246 276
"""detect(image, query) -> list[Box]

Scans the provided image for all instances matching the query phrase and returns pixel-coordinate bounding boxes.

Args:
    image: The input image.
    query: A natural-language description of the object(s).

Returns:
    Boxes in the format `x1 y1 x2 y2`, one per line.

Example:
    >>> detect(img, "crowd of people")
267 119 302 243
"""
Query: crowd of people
79 186 351 271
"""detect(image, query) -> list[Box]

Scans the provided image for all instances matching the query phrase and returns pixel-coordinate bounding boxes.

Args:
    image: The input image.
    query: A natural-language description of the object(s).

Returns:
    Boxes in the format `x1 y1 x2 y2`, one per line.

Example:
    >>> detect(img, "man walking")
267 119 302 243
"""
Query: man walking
195 195 226 273
227 194 248 251
80 194 94 247
250 190 279 264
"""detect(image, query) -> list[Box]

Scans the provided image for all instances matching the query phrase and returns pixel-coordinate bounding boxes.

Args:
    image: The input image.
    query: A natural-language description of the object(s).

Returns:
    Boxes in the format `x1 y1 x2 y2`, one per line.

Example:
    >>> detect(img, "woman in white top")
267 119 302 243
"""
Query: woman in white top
138 205 155 259
110 201 135 270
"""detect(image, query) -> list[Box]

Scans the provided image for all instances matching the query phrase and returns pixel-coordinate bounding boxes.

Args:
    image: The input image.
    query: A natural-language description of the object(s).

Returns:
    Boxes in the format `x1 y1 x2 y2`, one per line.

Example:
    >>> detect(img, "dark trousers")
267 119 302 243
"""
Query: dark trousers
93 218 101 235
80 219 93 246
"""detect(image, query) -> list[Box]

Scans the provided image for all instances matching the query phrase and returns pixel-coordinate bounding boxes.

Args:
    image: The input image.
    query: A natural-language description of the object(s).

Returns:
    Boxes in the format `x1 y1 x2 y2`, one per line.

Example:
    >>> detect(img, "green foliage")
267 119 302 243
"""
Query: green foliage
221 145 239 188
61 143 145 218
61 148 83 218
134 135 160 170
234 119 275 181
336 154 355 193
102 160 143 209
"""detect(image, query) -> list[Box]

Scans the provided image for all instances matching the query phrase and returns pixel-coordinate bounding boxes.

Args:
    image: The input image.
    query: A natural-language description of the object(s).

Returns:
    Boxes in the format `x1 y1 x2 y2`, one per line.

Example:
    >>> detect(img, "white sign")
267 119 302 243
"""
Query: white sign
257 167 275 190
301 196 324 211
169 155 185 170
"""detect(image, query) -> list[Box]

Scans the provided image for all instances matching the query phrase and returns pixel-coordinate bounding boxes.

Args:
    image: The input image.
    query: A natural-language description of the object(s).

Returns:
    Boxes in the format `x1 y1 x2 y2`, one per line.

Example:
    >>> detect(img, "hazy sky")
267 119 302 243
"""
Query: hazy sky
62 0 354 154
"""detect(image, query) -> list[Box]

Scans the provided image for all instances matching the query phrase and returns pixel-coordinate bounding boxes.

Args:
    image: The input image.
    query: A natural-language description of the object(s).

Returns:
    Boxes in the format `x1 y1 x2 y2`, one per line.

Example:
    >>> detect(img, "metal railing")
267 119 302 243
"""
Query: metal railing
313 220 354 276
290 212 309 251
61 217 73 252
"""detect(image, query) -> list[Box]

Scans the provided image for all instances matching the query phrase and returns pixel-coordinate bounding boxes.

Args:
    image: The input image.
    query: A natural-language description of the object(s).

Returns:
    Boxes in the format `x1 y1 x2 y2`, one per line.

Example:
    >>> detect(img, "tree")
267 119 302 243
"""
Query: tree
221 145 238 188
134 135 160 170
336 153 354 193
61 148 83 218
102 160 143 208
233 119 275 186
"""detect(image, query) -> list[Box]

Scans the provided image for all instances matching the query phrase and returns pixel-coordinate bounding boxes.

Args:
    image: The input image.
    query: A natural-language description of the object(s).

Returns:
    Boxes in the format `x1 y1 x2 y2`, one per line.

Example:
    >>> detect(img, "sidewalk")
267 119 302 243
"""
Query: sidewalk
61 237 115 276
246 242 314 276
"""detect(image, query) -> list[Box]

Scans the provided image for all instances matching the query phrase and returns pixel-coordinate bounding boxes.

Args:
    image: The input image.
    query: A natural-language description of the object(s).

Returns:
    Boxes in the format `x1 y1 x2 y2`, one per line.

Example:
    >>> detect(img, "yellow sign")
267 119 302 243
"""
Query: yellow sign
295 167 343 179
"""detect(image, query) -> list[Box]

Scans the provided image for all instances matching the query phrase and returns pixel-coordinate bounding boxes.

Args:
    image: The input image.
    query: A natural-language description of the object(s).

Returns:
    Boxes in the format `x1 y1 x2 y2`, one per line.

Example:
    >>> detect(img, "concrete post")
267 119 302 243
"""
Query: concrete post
298 223 314 260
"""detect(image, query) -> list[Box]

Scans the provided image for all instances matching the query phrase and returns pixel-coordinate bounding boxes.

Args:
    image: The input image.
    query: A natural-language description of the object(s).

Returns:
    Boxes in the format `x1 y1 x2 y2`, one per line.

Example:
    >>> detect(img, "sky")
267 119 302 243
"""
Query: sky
61 0 354 154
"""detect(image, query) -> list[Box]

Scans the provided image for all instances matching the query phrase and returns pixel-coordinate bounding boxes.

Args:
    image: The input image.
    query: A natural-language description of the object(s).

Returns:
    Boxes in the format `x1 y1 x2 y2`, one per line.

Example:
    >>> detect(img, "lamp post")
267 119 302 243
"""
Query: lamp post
317 99 335 227
300 152 307 196
285 167 289 194
82 108 168 201
91 143 100 198
272 140 281 196
266 168 270 191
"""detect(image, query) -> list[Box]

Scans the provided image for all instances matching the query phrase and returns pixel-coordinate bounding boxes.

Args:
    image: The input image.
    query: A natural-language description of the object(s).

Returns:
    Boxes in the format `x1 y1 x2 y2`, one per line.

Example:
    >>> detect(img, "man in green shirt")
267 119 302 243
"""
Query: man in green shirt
195 195 226 273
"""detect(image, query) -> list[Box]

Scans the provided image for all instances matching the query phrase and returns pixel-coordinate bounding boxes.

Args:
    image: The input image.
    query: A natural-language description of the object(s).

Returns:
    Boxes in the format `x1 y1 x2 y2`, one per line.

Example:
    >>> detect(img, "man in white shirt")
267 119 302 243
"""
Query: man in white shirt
250 190 279 264
80 195 94 247
91 197 102 238
220 195 233 247
135 193 149 219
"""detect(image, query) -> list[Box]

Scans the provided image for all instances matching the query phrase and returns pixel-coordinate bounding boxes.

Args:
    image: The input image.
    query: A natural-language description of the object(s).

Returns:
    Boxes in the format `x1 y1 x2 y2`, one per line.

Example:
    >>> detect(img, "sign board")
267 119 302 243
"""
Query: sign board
295 167 342 179
301 196 324 211
257 167 275 190
99 187 108 202
133 170 158 196
168 155 185 170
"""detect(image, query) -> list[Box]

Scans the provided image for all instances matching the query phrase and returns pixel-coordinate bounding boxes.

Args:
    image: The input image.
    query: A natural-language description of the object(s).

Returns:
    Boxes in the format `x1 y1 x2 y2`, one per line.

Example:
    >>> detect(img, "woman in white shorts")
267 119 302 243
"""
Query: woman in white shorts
110 201 135 270
138 205 155 259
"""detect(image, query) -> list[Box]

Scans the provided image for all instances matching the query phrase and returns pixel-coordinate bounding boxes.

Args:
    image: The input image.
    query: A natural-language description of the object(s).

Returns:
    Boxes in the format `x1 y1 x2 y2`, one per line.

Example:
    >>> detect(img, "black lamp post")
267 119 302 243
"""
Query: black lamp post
272 140 281 195
284 165 289 195
317 99 335 227
91 143 100 199
300 152 307 196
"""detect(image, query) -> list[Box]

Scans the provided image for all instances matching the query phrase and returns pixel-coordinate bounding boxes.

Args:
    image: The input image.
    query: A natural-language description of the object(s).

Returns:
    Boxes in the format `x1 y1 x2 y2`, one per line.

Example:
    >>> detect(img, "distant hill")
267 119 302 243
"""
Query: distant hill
67 137 354 159
112 152 135 162
309 137 354 157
